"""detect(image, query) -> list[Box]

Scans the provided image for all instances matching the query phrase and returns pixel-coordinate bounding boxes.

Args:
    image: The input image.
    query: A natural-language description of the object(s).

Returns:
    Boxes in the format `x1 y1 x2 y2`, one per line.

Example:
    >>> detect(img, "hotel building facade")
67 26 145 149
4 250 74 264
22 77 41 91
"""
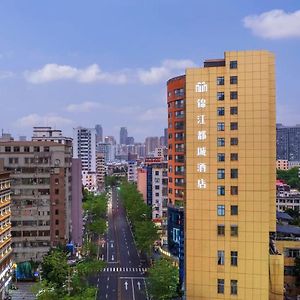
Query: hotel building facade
185 50 283 299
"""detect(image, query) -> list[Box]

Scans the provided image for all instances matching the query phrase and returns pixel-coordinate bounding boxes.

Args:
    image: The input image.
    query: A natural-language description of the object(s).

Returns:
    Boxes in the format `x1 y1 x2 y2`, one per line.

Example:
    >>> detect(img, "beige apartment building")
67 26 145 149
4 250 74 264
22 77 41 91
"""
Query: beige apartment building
0 141 72 262
185 50 283 299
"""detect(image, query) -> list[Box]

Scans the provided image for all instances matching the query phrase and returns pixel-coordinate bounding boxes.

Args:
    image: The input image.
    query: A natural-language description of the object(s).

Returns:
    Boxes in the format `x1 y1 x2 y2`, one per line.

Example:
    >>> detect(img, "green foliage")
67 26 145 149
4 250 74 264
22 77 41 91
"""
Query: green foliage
82 240 98 258
76 259 105 277
135 221 159 255
148 259 179 300
277 168 300 189
105 175 119 187
87 219 106 235
41 249 69 291
120 182 158 255
83 193 107 217
63 287 97 300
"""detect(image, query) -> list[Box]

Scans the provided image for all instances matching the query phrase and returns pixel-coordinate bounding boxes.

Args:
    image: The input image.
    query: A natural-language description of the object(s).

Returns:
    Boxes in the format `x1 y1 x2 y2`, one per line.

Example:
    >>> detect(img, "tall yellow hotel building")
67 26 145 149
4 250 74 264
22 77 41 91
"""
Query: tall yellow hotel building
185 51 284 299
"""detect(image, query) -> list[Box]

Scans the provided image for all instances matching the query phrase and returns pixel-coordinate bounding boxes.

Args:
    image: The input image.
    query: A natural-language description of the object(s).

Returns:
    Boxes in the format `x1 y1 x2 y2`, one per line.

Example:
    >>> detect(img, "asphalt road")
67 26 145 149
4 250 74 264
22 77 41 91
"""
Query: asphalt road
96 187 149 300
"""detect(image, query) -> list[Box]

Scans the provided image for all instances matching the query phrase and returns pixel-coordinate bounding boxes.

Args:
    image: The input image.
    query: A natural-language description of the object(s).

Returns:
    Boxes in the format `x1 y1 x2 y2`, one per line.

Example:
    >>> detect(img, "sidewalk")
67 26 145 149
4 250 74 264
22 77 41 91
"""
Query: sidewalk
8 282 35 300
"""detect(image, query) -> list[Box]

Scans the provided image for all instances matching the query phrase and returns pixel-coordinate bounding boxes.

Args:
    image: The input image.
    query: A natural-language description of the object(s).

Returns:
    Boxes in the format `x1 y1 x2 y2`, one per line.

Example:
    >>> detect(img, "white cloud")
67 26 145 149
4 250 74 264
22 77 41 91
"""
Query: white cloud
138 107 167 121
25 59 195 85
137 59 196 84
243 9 300 39
66 101 101 113
16 113 73 128
24 63 128 84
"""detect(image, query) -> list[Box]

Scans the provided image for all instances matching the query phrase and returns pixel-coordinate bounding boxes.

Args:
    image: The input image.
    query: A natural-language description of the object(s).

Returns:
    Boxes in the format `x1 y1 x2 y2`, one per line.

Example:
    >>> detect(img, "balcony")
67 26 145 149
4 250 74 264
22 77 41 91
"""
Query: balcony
175 170 184 176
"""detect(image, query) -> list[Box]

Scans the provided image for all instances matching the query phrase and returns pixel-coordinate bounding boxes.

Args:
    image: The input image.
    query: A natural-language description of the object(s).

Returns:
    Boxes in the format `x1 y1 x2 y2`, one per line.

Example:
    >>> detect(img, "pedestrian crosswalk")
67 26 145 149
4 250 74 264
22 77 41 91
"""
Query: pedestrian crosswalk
102 267 147 273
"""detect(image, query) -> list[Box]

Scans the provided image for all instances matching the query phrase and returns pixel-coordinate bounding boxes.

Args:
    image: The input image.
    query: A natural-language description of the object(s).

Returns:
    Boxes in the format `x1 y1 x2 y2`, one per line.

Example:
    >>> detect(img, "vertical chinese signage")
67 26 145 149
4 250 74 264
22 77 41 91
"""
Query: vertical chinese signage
195 81 208 189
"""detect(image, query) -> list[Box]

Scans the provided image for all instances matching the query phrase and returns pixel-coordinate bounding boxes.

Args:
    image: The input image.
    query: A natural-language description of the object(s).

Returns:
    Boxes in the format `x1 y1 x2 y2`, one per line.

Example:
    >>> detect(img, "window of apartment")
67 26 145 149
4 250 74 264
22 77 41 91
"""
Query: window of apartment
13 146 20 152
231 138 238 146
231 225 238 236
230 91 238 100
175 110 184 118
231 280 238 295
33 146 40 152
231 251 238 266
217 205 225 216
217 186 225 196
155 171 159 176
230 122 238 130
155 185 160 190
230 60 238 69
55 230 59 236
217 138 225 147
168 133 172 139
4 147 11 153
55 219 59 225
231 186 238 195
217 76 224 85
55 209 59 215
230 107 238 115
230 76 238 84
231 153 238 161
217 153 225 162
217 225 225 236
231 205 238 216
217 92 225 101
231 169 238 179
44 146 50 152
24 146 30 152
217 279 225 294
168 91 172 97
175 99 184 108
55 189 59 195
217 122 225 131
217 107 225 116
174 88 185 97
217 250 225 265
217 169 225 179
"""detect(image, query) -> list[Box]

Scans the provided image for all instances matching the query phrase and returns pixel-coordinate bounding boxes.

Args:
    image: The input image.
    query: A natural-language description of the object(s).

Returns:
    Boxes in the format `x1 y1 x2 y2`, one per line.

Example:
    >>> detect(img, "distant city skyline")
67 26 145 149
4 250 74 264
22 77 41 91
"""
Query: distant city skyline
0 2 299 140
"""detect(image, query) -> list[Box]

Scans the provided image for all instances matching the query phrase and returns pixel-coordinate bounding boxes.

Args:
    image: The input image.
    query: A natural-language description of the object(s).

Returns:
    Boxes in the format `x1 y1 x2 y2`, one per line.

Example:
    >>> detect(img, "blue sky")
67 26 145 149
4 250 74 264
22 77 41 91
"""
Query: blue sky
0 1 299 142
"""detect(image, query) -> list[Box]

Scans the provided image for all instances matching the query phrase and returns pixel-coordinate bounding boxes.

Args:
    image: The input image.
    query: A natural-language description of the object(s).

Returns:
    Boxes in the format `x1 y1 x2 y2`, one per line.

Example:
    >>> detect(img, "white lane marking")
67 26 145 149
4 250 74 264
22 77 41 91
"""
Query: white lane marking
111 255 114 261
131 278 136 300
124 281 128 290
97 277 100 282
127 250 130 255
107 277 109 281
137 281 141 290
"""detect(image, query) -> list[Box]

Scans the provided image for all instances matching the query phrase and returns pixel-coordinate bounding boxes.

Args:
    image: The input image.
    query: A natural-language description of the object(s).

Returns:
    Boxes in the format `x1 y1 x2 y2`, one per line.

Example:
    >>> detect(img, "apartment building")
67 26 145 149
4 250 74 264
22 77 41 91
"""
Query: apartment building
0 141 72 262
185 51 283 299
96 153 105 191
151 163 168 245
127 161 138 183
73 127 97 192
0 161 13 298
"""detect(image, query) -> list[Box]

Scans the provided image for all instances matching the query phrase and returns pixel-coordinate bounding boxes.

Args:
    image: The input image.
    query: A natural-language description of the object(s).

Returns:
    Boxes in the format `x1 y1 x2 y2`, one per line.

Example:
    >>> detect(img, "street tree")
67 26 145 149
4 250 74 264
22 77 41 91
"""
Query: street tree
41 249 70 291
135 220 159 255
148 259 179 300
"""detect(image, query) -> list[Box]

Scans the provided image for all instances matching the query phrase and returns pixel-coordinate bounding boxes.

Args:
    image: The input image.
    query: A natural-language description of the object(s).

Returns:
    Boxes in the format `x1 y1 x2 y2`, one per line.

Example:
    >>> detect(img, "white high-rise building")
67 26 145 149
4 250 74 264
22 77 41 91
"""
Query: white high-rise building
73 127 97 191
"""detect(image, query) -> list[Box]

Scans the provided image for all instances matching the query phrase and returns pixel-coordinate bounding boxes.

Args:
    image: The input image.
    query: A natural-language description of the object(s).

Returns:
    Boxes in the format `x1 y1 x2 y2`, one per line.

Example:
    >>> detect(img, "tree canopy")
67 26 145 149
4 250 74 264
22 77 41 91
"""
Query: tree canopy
148 259 179 300
277 167 300 189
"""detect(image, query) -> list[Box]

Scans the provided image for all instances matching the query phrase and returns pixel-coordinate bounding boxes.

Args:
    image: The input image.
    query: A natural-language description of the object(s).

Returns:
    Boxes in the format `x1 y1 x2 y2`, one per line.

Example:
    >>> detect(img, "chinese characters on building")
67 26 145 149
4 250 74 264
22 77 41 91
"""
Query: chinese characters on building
196 82 208 189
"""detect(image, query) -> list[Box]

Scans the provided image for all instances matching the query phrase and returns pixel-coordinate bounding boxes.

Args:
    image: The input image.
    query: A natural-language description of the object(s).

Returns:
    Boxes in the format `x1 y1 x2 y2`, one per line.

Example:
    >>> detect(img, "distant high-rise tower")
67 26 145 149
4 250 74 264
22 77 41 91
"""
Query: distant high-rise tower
276 124 300 161
120 127 128 145
95 124 103 143
73 127 97 191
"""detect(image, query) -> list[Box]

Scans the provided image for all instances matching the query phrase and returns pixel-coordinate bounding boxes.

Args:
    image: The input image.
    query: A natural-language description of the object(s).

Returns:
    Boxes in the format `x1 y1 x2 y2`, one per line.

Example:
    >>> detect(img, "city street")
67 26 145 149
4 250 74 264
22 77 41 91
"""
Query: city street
96 187 149 300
